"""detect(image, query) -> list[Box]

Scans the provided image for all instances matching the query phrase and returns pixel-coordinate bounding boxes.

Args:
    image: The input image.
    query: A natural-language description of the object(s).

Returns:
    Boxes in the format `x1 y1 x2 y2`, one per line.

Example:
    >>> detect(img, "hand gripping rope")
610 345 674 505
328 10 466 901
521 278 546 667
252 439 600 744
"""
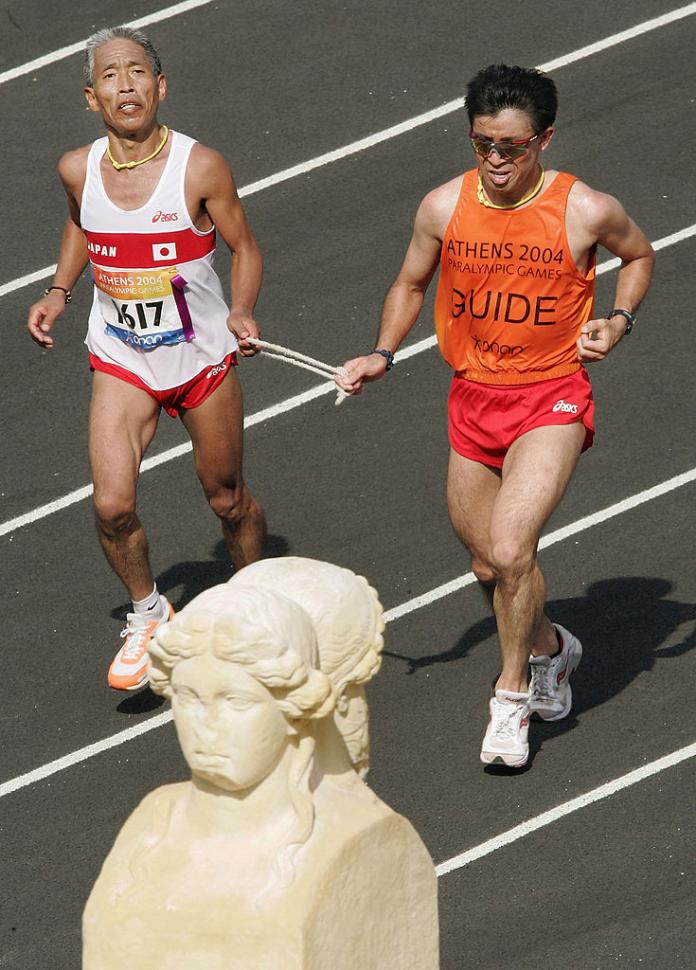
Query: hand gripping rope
247 338 349 406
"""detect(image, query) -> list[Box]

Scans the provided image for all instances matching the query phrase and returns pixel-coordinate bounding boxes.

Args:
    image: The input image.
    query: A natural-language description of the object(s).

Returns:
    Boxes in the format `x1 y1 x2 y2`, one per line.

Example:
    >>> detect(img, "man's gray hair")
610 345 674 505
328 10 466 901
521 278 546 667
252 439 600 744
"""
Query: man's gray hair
83 26 162 85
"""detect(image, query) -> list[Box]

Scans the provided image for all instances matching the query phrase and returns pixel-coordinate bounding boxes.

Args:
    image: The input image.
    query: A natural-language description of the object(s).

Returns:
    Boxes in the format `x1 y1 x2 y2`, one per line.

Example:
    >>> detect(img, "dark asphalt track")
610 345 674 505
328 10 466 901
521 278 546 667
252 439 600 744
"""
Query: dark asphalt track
1 2 695 968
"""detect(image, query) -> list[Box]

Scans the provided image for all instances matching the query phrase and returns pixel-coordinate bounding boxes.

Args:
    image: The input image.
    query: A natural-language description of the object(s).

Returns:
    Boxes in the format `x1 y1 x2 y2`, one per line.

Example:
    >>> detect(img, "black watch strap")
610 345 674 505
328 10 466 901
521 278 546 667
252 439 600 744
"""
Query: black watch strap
607 308 636 335
371 348 395 370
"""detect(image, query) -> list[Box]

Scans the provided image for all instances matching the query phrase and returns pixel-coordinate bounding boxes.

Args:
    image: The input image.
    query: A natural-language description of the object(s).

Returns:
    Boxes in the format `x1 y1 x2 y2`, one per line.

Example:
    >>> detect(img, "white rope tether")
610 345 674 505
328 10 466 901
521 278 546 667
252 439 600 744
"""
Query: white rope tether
247 338 349 406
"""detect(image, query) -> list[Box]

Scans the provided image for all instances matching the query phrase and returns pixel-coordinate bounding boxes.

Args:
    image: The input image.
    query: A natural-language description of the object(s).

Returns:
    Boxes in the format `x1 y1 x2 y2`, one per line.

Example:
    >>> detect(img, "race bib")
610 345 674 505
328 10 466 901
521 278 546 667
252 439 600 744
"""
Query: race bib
93 264 194 350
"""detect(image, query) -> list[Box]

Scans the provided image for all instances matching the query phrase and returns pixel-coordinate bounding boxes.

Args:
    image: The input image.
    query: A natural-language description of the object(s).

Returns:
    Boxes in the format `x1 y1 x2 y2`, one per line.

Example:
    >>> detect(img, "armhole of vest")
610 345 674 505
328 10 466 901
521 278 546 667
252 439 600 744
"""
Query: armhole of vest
559 174 591 282
81 139 103 224
441 172 471 256
180 136 214 238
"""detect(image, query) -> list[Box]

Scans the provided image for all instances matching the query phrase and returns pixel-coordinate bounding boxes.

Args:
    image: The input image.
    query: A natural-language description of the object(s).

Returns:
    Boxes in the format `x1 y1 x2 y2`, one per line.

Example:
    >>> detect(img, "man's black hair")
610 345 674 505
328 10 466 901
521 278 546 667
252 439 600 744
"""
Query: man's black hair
466 64 558 132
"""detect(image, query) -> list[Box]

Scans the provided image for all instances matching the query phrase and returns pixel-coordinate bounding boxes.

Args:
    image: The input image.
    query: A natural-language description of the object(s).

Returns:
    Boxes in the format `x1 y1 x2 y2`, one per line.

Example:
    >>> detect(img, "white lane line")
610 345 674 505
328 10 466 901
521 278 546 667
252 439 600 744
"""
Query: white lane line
3 0 695 91
3 6 696 298
435 740 696 877
6 218 693 304
3 222 694 539
4 1 693 90
0 712 174 799
0 264 57 298
537 2 696 73
0 0 219 86
0 382 340 537
384 467 696 623
241 2 696 197
598 222 696 276
1 464 694 801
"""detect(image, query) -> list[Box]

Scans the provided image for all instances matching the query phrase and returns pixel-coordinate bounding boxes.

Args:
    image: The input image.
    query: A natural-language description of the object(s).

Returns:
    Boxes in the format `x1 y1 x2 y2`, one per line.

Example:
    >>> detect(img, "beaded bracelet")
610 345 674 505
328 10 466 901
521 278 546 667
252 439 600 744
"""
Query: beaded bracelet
44 286 72 304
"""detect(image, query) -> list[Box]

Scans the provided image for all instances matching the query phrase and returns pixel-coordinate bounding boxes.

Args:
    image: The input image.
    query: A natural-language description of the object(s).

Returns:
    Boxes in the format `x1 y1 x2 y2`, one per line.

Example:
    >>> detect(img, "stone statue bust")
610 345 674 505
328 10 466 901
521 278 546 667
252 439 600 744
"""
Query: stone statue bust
83 576 438 970
229 556 384 778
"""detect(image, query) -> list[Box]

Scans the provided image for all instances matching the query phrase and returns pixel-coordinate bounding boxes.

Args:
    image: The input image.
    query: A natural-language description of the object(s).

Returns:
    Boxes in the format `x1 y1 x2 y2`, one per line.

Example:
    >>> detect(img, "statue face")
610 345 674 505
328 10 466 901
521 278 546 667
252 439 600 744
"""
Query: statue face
171 654 292 792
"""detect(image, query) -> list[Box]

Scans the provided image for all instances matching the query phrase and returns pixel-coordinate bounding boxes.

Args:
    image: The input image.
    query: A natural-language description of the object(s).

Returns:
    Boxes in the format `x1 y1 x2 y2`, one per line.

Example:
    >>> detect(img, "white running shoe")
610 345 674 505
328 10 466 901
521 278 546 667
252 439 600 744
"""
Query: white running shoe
108 596 174 691
480 690 531 768
529 623 582 721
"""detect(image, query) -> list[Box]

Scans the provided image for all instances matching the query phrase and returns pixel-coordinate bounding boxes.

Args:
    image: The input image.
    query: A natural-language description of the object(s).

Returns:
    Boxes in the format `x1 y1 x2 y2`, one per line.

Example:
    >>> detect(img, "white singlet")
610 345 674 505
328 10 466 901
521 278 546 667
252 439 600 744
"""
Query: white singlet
81 130 238 390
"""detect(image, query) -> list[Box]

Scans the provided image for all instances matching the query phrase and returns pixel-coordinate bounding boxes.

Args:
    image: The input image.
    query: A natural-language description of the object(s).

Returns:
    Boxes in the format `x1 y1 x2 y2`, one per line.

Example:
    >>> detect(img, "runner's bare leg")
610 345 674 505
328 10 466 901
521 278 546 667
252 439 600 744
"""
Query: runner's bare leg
181 366 266 569
447 450 501 607
489 423 585 690
88 371 161 601
447 423 584 690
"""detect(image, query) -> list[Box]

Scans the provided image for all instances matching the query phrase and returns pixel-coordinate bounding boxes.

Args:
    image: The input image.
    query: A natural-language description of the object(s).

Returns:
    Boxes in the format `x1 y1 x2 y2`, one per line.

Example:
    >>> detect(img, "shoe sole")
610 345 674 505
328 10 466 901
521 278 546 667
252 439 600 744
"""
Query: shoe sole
480 750 528 768
125 674 149 692
108 671 149 691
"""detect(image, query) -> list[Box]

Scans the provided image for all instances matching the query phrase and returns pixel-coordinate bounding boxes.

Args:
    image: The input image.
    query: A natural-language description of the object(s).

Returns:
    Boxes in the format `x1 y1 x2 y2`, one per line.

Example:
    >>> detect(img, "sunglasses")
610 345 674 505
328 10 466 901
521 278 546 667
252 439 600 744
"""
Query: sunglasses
469 130 543 160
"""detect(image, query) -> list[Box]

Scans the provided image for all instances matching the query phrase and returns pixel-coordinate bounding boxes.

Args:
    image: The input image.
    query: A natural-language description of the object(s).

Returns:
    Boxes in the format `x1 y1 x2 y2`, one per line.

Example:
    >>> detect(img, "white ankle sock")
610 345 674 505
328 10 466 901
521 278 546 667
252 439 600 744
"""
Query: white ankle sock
132 585 163 617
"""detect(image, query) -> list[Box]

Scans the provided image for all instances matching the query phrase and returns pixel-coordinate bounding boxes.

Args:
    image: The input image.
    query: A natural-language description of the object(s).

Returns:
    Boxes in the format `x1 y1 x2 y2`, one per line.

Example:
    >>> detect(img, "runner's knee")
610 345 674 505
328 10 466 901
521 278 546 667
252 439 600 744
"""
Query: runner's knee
471 556 496 586
93 491 137 535
489 539 535 584
206 482 249 523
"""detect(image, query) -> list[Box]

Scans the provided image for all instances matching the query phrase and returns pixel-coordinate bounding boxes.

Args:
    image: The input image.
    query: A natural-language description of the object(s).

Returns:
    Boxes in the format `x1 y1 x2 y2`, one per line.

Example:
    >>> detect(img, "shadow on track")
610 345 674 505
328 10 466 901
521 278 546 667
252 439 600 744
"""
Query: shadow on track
385 577 696 723
108 533 291 620
112 534 291 715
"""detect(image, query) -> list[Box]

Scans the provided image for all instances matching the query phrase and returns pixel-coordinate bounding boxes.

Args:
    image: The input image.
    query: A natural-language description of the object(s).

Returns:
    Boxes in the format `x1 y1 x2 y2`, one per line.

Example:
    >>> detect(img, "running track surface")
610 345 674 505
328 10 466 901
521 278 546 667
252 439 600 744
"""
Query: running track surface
1 2 695 967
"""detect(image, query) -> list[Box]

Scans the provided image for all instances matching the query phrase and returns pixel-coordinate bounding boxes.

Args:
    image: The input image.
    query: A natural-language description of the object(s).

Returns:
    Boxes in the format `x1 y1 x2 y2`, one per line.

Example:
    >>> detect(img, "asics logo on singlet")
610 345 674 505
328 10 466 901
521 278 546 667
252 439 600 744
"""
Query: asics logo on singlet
152 210 179 223
552 399 579 414
206 362 227 379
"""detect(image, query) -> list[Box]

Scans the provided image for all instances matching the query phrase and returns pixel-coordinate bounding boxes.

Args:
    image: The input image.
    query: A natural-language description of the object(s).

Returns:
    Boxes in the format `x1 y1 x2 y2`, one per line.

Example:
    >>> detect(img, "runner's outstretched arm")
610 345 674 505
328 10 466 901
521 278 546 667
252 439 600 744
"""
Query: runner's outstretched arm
336 188 445 394
27 216 89 348
192 145 264 357
27 149 89 348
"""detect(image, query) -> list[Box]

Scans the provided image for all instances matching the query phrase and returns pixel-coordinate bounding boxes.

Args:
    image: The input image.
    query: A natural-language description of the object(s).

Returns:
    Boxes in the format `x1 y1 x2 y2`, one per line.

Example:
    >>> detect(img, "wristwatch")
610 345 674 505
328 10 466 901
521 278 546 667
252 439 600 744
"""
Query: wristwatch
371 348 395 370
607 308 636 335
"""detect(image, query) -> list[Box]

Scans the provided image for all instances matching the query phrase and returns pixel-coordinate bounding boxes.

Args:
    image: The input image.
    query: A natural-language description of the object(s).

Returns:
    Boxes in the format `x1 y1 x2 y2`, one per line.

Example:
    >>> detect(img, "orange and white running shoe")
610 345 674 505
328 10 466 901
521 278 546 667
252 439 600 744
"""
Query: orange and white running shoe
108 596 174 691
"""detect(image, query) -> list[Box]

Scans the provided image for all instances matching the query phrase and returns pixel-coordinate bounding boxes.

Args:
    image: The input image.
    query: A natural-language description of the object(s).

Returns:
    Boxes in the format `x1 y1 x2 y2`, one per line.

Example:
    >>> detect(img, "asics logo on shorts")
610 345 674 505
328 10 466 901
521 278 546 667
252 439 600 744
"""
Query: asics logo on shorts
552 399 578 414
151 210 179 223
206 362 227 379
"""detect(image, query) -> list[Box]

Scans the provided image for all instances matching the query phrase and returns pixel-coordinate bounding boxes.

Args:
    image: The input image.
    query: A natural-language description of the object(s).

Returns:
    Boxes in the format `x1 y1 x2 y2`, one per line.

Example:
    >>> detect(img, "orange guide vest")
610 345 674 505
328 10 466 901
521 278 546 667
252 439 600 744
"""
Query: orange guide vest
434 170 596 384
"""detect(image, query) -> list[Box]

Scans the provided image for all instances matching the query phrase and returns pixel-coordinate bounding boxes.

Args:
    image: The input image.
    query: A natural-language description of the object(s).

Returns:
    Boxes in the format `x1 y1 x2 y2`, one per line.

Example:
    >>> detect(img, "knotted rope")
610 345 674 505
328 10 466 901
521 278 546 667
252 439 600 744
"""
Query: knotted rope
247 338 349 406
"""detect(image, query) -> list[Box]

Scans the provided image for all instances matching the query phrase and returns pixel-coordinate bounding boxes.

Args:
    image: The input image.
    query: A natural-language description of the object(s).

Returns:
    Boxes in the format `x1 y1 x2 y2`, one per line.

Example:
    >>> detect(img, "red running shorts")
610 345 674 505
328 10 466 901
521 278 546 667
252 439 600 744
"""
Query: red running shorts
89 353 237 418
448 368 595 469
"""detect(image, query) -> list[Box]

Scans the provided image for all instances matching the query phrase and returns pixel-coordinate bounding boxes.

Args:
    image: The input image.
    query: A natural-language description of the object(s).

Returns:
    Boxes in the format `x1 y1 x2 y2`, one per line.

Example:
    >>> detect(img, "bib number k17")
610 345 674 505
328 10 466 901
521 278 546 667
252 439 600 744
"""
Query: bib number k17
112 300 164 330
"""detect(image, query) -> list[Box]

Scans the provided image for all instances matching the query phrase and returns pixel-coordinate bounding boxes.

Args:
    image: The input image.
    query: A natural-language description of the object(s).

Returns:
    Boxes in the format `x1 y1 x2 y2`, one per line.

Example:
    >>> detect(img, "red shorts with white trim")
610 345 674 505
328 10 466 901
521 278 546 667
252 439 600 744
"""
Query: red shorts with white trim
448 368 594 469
89 352 237 418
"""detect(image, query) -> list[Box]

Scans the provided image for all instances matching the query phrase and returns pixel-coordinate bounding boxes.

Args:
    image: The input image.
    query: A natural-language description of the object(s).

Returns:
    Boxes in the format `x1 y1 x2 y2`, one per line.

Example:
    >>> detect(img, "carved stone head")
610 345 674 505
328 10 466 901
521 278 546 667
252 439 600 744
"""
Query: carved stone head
229 558 384 776
149 584 335 790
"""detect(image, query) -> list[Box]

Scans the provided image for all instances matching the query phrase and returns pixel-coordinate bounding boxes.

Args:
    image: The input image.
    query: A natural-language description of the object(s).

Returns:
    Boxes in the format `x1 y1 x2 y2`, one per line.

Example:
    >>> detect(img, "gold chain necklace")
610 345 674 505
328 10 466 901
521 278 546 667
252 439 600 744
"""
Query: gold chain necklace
477 166 545 210
106 125 170 171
